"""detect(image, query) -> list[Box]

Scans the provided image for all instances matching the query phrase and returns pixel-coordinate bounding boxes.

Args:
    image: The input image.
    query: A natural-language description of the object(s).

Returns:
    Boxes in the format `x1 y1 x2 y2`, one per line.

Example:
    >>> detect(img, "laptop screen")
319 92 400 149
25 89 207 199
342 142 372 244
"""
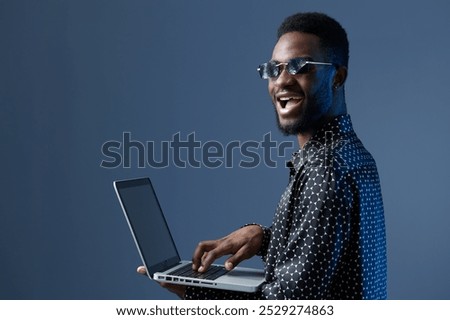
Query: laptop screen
114 178 180 277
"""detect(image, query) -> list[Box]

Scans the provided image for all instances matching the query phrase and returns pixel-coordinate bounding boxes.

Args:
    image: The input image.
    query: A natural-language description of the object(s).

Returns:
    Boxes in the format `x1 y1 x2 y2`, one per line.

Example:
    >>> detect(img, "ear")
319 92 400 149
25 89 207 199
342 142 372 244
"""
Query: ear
333 66 348 89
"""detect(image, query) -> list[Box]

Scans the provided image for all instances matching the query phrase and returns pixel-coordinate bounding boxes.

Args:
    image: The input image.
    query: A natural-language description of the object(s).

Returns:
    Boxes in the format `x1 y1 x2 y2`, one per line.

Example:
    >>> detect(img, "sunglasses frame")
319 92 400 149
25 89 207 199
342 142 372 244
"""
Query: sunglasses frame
257 57 334 79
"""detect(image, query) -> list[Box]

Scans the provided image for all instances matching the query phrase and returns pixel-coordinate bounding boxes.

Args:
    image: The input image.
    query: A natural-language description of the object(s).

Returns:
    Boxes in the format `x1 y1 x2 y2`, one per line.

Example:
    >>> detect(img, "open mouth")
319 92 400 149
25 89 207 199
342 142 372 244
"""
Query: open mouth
277 96 303 109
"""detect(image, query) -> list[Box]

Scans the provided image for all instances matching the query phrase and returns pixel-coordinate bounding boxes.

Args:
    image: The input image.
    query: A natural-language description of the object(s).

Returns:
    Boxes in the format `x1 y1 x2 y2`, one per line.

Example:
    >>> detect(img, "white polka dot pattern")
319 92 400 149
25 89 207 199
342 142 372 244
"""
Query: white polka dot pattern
185 115 387 300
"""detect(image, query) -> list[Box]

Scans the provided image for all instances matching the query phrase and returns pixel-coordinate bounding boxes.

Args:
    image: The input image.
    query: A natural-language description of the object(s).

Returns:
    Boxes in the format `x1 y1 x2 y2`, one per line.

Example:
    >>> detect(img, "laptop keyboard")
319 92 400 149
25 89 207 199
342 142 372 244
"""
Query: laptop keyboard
168 263 228 280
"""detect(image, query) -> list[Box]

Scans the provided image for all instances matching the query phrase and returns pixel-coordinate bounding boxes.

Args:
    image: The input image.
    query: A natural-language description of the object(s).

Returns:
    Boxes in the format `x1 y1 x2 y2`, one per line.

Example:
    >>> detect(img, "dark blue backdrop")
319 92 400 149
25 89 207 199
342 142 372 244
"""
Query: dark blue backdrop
1 0 450 299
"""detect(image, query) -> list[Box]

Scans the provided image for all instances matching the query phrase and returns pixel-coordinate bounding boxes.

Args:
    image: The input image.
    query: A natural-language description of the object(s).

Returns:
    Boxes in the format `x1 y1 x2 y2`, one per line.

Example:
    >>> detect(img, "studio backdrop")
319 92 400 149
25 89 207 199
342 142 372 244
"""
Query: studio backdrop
1 0 450 299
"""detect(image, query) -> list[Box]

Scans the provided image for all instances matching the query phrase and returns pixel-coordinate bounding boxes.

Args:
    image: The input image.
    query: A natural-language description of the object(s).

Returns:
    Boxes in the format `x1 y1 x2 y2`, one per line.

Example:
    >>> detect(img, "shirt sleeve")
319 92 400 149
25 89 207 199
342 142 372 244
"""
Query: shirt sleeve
261 167 355 299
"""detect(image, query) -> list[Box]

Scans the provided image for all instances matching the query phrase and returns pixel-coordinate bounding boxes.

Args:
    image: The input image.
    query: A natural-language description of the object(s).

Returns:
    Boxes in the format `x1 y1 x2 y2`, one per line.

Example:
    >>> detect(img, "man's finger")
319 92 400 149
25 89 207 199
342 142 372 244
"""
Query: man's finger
198 248 223 272
224 245 252 270
197 239 239 272
192 240 218 271
137 266 147 275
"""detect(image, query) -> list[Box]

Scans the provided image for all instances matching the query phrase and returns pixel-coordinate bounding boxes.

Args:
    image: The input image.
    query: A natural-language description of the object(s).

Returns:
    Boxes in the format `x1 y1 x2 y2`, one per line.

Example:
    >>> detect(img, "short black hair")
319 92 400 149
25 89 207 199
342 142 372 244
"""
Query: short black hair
277 12 349 67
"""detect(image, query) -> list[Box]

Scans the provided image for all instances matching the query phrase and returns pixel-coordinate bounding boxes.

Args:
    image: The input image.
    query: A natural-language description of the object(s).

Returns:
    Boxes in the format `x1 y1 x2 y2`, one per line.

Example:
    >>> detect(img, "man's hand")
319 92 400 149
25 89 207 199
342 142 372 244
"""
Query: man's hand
137 266 186 299
192 225 263 272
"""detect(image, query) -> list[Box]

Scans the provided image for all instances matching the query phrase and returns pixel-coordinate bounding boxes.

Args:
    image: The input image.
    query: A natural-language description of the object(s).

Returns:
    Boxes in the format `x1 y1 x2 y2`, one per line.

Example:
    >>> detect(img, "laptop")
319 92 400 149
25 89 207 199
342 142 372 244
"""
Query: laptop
113 177 265 293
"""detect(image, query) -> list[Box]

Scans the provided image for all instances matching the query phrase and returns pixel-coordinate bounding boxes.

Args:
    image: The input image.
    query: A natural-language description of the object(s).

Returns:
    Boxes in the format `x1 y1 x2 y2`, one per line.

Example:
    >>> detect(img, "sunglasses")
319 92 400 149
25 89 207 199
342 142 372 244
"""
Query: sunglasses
257 57 334 79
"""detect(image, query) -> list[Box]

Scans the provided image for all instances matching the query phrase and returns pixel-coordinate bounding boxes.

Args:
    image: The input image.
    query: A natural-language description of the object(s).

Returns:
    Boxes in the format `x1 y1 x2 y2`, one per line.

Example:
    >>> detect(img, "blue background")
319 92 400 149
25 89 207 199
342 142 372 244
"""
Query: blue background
1 0 450 299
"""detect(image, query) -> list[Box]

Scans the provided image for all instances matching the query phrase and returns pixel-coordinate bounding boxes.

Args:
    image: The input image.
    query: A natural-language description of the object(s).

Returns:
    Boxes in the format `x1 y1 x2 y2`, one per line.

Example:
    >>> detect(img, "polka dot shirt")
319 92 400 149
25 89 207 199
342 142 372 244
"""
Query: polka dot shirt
185 115 387 300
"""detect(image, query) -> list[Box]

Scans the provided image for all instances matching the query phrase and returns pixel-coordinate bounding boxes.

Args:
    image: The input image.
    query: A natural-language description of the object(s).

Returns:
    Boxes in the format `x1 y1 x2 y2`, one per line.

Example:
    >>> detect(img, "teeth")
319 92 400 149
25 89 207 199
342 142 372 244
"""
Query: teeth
279 97 300 101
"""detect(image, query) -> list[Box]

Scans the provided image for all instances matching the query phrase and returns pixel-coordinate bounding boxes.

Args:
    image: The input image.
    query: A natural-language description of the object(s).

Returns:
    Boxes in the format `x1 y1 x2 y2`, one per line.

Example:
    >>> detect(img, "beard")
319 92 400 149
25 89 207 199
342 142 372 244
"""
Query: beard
275 84 333 136
274 103 315 135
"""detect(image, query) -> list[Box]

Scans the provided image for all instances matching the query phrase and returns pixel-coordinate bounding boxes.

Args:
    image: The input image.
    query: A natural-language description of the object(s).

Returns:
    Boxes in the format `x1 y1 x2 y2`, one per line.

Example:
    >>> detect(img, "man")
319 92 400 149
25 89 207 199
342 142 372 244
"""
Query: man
138 12 387 299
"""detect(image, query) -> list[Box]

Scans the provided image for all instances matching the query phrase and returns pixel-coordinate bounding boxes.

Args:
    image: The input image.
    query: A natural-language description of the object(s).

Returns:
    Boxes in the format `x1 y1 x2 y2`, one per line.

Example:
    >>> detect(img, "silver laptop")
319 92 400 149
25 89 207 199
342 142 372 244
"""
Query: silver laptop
113 177 265 293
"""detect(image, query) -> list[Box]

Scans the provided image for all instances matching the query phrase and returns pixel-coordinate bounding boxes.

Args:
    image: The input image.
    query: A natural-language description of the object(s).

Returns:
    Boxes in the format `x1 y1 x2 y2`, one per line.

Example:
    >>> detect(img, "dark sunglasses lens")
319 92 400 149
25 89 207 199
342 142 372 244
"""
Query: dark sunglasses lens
260 61 279 79
288 58 309 75
258 64 268 79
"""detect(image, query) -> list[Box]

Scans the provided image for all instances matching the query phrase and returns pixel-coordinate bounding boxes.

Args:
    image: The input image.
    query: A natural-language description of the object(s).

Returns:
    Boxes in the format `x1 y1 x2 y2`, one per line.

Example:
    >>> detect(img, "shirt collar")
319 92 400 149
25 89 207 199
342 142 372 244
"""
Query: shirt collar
287 114 354 173
306 114 353 146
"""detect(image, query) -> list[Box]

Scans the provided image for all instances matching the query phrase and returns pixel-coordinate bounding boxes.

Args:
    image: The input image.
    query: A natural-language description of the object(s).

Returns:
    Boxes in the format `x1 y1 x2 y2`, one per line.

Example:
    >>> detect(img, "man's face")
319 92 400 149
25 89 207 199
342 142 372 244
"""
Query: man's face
268 32 335 135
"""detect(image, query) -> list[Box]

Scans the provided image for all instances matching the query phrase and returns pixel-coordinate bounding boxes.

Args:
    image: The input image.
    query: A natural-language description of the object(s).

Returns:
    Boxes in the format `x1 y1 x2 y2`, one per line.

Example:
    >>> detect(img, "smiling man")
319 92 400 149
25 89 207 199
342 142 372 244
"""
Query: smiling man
138 12 387 300
267 31 346 142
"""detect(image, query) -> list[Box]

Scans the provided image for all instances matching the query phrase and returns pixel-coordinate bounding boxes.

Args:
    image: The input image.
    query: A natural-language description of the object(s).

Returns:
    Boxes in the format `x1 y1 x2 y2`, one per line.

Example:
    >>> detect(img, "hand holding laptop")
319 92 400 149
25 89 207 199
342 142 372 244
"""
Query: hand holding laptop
136 225 264 298
114 177 265 295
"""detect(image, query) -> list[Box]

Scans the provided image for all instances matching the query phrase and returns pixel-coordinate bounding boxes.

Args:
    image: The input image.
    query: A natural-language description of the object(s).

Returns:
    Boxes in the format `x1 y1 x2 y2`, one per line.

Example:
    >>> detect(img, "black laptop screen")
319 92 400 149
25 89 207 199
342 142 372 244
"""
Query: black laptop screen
115 178 180 276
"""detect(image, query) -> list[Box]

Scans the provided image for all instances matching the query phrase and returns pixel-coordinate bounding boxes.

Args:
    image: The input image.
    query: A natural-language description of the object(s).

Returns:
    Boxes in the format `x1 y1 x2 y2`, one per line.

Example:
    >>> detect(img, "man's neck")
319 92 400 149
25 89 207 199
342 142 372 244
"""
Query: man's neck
296 96 347 149
297 132 313 149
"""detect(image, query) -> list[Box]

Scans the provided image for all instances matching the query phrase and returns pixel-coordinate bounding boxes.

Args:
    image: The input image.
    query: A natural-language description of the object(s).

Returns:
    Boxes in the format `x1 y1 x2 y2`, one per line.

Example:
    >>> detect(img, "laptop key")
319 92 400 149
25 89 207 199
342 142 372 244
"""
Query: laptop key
168 264 228 280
